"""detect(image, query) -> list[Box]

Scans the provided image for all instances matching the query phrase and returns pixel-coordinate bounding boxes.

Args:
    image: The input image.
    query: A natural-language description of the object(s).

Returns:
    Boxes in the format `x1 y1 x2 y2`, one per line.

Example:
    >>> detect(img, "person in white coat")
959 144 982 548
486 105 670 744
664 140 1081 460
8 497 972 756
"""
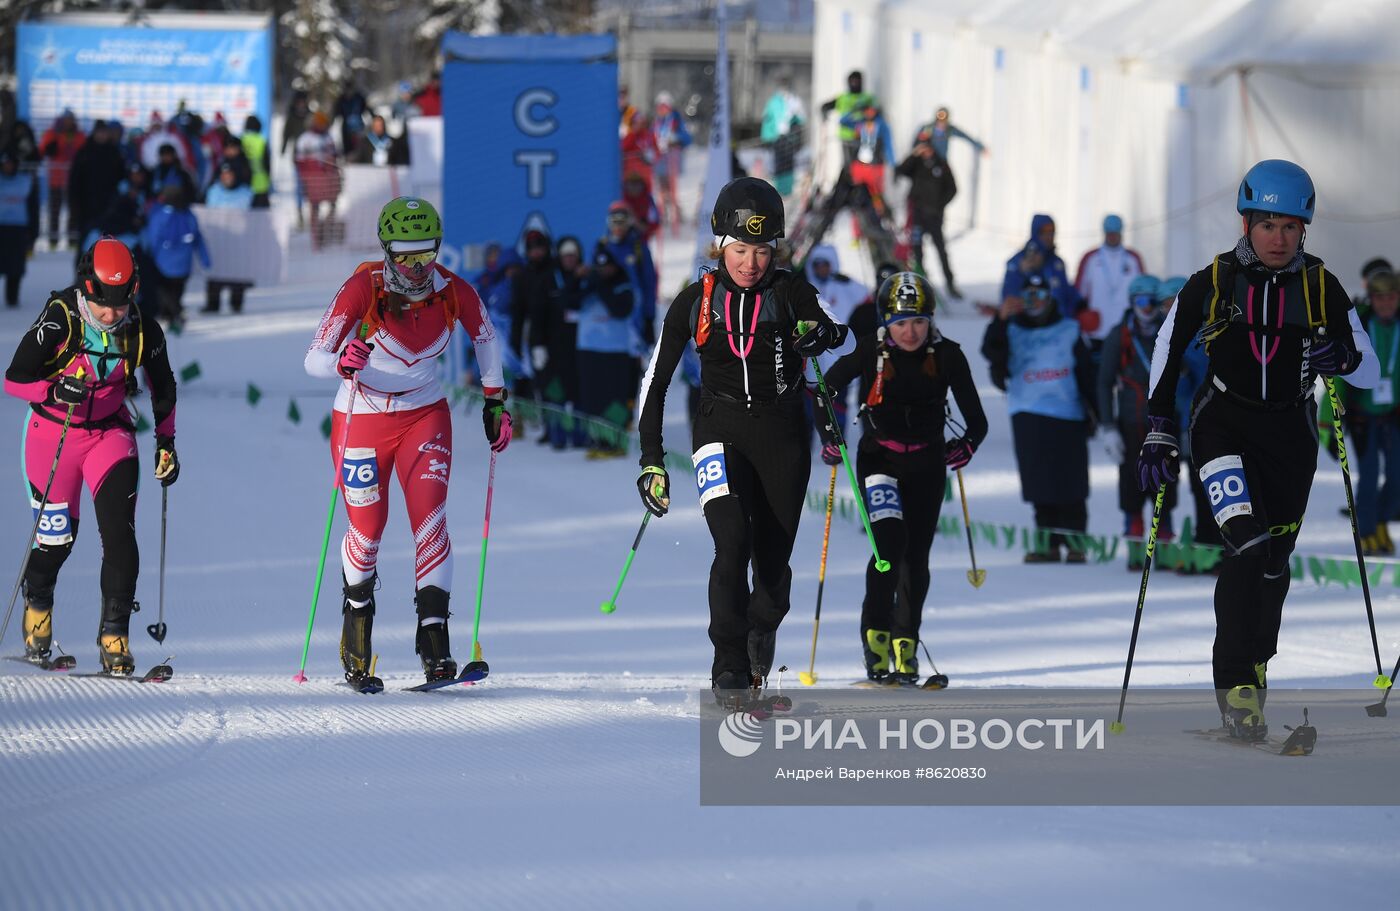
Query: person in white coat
1074 214 1145 352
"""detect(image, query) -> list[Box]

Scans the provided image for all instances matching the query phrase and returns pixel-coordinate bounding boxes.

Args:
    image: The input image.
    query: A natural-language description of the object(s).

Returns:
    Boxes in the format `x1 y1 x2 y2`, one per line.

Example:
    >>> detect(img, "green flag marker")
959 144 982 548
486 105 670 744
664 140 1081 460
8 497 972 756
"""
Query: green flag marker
246 383 262 406
179 361 201 382
134 412 151 433
320 414 333 440
288 399 301 424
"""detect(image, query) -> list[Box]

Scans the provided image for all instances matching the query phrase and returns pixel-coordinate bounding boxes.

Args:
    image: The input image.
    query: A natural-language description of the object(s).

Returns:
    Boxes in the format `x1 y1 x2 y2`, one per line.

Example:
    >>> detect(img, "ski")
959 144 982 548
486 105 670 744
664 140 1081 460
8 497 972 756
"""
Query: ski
337 676 385 695
5 654 77 672
851 676 949 690
404 660 489 693
70 663 173 683
1186 725 1316 756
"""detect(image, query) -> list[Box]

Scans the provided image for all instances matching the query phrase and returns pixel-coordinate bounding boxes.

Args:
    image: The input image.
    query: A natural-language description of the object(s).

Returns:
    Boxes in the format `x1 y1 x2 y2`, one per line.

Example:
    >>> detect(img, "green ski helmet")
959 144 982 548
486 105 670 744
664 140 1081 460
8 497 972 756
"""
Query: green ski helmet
377 196 442 252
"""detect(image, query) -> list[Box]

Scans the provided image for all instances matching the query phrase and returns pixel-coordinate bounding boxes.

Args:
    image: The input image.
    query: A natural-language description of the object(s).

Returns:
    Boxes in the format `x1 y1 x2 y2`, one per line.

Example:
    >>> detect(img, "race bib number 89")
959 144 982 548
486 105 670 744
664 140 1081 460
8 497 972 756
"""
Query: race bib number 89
341 448 381 508
1199 455 1251 526
31 499 73 546
692 442 730 508
864 474 903 523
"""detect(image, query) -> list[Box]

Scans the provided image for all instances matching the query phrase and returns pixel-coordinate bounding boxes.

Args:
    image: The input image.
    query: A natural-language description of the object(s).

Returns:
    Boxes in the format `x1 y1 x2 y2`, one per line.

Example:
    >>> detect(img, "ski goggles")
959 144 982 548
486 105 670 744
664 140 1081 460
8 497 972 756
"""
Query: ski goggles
1023 286 1051 303
389 247 438 281
1131 293 1160 313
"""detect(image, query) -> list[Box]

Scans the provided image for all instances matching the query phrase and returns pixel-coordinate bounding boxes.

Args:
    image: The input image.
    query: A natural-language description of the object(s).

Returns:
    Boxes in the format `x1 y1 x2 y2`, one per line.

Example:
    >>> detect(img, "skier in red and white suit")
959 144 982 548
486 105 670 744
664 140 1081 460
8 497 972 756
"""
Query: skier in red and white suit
305 196 509 684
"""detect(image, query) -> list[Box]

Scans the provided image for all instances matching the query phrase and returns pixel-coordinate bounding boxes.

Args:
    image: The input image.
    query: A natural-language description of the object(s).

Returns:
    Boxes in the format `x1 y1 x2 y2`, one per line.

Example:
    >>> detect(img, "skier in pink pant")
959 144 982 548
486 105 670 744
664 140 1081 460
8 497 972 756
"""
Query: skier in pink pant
4 237 178 675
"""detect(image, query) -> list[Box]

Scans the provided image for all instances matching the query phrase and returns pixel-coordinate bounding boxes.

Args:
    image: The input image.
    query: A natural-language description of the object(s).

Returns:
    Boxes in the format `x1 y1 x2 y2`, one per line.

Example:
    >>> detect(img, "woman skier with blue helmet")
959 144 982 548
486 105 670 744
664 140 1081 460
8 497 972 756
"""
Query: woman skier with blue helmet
1138 159 1378 740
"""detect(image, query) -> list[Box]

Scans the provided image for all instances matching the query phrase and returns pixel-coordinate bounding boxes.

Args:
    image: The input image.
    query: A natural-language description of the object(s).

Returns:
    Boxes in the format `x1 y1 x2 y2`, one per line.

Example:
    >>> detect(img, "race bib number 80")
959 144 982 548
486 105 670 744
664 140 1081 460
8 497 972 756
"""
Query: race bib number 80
1199 455 1251 526
692 442 731 508
30 499 73 546
341 448 381 508
864 474 903 523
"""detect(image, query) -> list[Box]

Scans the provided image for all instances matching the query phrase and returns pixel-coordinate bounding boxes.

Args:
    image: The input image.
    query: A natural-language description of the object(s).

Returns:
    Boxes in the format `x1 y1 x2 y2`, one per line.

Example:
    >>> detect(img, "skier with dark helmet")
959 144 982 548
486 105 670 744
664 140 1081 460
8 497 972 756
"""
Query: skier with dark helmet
4 236 179 675
817 272 987 683
305 196 509 687
635 176 854 699
1139 159 1378 740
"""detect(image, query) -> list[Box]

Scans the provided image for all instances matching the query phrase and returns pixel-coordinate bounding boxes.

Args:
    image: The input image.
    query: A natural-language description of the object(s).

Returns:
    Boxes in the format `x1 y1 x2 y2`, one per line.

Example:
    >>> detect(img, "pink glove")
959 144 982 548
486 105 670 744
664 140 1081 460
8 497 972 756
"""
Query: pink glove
820 442 842 466
945 438 974 471
485 401 512 453
337 338 374 379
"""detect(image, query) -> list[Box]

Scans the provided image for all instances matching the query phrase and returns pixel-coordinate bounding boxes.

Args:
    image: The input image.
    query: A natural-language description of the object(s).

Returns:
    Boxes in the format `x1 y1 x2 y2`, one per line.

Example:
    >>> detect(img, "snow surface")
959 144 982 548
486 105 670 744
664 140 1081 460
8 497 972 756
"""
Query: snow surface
1 210 1397 907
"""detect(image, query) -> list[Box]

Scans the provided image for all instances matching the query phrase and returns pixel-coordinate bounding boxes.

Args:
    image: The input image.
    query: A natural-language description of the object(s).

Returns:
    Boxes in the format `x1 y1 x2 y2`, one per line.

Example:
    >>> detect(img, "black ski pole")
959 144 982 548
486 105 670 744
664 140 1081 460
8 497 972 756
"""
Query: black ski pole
147 487 169 643
1111 482 1166 734
1323 377 1391 691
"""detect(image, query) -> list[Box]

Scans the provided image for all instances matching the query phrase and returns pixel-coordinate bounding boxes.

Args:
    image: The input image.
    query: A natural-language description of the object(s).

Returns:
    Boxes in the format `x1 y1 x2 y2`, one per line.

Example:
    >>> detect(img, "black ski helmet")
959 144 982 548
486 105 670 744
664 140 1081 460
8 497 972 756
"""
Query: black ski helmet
711 177 785 243
876 271 936 325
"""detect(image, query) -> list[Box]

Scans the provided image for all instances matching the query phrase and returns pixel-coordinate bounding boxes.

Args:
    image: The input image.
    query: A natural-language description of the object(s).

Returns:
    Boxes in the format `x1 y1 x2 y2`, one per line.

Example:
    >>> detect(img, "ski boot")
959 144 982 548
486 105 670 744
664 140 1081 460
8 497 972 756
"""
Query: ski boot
863 628 892 683
21 582 54 664
1222 684 1268 742
414 585 457 683
1023 544 1061 564
747 628 776 690
890 637 920 685
1380 524 1395 555
340 574 381 691
712 669 754 712
96 596 137 677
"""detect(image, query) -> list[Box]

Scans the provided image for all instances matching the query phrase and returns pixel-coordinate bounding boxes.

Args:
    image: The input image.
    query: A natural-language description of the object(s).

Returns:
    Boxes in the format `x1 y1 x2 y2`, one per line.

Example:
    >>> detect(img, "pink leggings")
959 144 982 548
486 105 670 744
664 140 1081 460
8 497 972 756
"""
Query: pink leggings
330 400 453 592
21 411 140 601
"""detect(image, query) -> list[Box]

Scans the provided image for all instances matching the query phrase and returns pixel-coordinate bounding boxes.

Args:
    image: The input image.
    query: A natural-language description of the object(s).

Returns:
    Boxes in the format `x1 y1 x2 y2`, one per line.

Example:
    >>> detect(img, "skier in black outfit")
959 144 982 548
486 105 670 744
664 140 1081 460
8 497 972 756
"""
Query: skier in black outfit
895 130 960 298
1140 159 1378 740
819 272 986 683
635 177 853 697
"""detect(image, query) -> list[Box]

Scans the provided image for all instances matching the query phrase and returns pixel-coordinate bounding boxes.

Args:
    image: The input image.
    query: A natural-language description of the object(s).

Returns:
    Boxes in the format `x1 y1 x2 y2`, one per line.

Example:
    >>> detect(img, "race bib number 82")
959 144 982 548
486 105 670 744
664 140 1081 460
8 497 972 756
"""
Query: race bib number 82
864 474 903 523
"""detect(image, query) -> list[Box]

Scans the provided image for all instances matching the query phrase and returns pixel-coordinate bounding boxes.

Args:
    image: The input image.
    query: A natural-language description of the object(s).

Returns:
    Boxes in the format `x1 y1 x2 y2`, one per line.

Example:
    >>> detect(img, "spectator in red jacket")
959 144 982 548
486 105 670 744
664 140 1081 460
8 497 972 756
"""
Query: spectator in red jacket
39 110 84 248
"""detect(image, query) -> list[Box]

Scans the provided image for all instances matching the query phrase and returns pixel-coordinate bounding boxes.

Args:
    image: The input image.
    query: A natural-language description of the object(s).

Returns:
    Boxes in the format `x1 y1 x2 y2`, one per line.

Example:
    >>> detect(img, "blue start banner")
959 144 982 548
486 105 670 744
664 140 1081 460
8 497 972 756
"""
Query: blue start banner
440 33 618 268
16 13 273 131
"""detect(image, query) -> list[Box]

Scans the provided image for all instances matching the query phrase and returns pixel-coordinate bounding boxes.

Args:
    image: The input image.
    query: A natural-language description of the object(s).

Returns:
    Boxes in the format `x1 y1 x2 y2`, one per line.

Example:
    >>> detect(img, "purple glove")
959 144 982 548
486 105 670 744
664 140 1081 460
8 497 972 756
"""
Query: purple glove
820 442 842 466
1136 415 1180 491
945 438 974 471
1309 339 1358 376
337 338 374 379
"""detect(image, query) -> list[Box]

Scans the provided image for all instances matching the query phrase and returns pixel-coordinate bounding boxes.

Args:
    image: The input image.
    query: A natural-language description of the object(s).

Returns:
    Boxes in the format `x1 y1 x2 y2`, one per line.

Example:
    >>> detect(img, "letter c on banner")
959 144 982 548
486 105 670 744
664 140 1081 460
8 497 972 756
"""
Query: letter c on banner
515 88 558 137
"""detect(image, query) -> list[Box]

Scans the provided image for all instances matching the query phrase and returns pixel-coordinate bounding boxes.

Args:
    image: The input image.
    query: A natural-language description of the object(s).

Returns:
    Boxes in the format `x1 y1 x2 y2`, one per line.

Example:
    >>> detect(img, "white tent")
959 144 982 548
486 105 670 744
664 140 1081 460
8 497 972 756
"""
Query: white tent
811 0 1400 287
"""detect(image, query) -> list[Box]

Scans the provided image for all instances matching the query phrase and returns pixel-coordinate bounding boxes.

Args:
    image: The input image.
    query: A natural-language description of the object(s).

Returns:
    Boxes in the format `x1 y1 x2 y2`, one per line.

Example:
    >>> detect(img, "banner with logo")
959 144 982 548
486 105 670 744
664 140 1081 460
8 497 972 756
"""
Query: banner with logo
439 33 618 273
16 13 273 130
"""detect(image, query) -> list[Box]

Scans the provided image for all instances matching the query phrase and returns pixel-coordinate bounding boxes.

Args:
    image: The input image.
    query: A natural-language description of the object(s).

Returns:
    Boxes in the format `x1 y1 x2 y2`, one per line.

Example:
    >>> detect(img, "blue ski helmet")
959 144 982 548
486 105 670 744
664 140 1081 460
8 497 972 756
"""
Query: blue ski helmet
1156 276 1187 305
1236 159 1315 224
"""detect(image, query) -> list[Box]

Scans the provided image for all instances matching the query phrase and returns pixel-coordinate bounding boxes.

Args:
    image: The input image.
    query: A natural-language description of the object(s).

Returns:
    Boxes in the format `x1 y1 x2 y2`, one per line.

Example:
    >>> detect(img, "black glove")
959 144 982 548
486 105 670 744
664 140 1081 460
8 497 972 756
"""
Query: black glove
155 435 180 487
1310 338 1359 377
483 396 512 454
637 466 670 517
795 321 848 357
49 374 89 407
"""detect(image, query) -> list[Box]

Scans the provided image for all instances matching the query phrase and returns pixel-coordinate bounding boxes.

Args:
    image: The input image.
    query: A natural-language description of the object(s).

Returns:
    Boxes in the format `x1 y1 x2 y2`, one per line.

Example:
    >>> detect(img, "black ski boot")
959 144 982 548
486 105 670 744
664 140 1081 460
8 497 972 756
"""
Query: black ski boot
97 596 138 676
890 637 919 685
712 669 754 711
414 585 457 683
22 581 55 664
340 574 379 689
863 628 893 683
747 628 776 690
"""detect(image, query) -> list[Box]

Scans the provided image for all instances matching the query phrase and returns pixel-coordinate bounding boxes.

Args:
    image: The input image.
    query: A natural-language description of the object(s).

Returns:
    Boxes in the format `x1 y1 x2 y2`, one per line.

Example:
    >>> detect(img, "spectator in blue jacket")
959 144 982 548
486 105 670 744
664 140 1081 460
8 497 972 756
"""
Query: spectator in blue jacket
141 182 209 328
575 246 638 459
982 272 1097 563
202 163 253 315
0 151 40 308
1001 214 1082 319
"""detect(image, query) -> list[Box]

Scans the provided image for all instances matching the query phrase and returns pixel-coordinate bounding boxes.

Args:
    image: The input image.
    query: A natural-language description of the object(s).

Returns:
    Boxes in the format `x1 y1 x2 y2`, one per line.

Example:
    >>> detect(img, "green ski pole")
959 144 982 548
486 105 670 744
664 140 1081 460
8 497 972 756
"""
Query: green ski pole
601 512 652 614
802 323 889 573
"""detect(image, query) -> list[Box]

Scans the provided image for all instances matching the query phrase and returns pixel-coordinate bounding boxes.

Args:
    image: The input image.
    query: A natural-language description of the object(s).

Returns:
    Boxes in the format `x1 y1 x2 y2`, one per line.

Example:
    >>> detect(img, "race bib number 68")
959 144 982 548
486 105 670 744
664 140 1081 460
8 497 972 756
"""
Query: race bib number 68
692 442 730 508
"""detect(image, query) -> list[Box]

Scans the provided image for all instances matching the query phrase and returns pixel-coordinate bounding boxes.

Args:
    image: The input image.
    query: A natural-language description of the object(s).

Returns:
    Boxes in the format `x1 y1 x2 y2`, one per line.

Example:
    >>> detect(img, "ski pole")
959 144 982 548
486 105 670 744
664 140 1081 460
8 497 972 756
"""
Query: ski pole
1 367 84 650
1368 650 1400 717
803 337 889 573
1323 377 1390 690
956 469 986 588
294 324 371 683
146 487 169 643
464 450 496 675
600 512 652 614
799 465 838 686
1111 482 1166 734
